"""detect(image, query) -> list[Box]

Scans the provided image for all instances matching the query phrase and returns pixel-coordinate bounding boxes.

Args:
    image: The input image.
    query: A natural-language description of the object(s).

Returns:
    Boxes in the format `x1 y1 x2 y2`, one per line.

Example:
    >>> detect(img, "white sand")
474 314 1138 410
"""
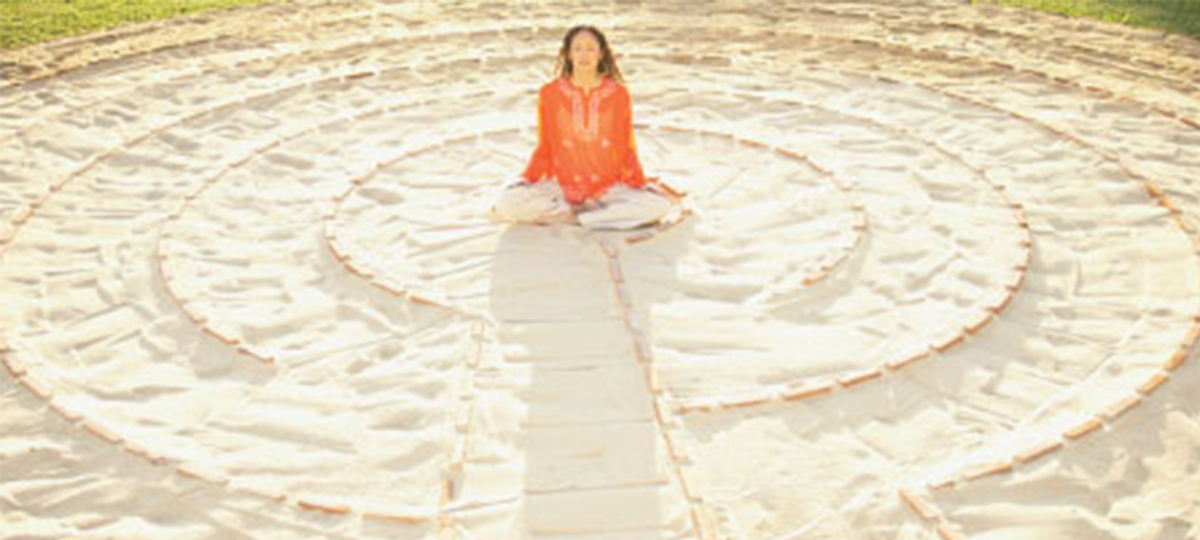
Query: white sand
2 1 1200 539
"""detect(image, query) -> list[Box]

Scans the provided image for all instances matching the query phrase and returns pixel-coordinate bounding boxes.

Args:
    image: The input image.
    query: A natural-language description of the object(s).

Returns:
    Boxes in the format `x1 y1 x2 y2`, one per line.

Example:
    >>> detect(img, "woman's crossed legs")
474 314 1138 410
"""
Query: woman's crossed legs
488 179 679 230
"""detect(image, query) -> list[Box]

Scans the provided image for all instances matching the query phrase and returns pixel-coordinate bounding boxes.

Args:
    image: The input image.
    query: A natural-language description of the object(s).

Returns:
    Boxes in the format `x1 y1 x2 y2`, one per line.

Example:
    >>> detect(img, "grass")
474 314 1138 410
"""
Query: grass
973 0 1200 40
1 0 1197 52
0 0 275 50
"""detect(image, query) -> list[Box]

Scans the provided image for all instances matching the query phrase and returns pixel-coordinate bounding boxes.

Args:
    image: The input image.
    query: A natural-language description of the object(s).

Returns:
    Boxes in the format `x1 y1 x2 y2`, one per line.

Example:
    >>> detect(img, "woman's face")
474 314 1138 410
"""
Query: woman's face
569 31 602 75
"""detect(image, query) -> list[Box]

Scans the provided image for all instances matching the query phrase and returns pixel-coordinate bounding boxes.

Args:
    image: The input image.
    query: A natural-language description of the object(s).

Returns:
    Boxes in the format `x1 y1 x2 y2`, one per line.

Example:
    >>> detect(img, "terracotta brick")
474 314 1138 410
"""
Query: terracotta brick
964 311 993 335
1176 214 1195 233
18 372 52 400
82 420 122 444
1137 372 1169 395
962 460 1013 481
176 462 229 486
782 380 835 401
599 240 619 258
1182 324 1200 349
898 489 939 521
1103 395 1142 421
650 399 669 427
217 331 240 346
838 368 883 387
936 523 967 540
297 497 351 515
13 207 33 225
48 396 82 421
1004 270 1025 292
363 510 427 524
607 258 625 282
1165 346 1189 371
3 353 26 377
449 435 468 465
720 393 772 410
123 440 168 465
643 365 663 393
668 439 691 463
1160 197 1182 216
925 475 955 491
988 292 1014 314
1019 239 1033 260
408 294 443 308
677 400 716 414
931 333 965 354
377 281 404 297
626 232 654 245
887 348 931 370
233 483 287 502
615 285 633 308
632 335 652 363
1064 416 1103 440
1014 439 1064 464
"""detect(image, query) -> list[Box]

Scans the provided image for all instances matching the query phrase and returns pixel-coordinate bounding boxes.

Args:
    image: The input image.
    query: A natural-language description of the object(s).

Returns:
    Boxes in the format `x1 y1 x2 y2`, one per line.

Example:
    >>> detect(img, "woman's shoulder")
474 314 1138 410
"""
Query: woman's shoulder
538 77 567 99
539 75 625 87
607 77 630 101
537 76 628 99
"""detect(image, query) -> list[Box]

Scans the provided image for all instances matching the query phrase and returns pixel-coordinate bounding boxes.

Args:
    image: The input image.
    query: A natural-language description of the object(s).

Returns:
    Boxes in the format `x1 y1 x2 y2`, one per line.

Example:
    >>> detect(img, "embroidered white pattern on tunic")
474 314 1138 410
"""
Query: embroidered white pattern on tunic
556 78 617 142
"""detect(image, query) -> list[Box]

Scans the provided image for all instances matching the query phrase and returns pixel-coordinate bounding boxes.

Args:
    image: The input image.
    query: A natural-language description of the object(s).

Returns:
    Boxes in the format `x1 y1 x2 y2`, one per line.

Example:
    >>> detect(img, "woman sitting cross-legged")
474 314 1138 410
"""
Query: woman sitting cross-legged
489 24 680 230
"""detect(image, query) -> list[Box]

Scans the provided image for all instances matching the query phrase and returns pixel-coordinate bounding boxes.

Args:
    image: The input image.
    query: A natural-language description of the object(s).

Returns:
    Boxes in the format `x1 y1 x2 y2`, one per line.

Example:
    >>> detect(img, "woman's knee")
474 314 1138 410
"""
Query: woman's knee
488 179 565 222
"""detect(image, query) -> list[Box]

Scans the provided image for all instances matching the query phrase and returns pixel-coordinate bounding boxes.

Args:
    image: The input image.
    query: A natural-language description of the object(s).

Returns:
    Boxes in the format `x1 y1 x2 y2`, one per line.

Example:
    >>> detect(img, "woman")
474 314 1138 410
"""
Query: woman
489 25 679 230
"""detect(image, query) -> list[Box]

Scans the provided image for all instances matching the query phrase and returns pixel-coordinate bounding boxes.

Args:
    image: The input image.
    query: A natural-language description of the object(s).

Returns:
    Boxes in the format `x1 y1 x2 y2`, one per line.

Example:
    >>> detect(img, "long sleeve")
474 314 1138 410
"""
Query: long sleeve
521 77 648 203
617 89 646 188
521 89 552 183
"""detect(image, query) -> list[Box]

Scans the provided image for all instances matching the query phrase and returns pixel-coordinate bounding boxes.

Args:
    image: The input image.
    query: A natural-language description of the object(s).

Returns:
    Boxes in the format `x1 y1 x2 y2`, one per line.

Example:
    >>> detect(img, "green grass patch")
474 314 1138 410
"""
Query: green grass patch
973 0 1200 40
1 0 275 50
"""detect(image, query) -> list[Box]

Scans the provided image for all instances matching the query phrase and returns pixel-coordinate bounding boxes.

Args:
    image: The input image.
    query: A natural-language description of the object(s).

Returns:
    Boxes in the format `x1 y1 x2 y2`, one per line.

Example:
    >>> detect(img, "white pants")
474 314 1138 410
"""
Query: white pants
488 179 678 230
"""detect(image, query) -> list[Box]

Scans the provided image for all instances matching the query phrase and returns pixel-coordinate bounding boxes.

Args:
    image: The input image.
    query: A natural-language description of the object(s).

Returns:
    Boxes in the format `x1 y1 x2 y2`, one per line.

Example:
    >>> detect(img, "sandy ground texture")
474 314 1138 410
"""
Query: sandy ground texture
2 1 1200 539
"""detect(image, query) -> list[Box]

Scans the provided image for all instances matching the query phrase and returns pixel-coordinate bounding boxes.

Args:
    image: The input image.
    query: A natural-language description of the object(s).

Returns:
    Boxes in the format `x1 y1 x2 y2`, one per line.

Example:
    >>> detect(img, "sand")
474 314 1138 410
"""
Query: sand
1 1 1199 539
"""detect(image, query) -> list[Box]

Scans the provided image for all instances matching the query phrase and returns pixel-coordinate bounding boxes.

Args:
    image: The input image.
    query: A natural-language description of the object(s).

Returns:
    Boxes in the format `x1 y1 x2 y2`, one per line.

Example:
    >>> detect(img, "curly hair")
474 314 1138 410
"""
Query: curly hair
554 25 625 84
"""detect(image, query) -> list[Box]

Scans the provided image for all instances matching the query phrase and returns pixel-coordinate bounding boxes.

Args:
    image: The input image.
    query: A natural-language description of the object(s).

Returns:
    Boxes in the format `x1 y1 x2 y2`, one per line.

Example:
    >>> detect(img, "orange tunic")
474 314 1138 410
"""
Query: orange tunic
521 76 647 204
